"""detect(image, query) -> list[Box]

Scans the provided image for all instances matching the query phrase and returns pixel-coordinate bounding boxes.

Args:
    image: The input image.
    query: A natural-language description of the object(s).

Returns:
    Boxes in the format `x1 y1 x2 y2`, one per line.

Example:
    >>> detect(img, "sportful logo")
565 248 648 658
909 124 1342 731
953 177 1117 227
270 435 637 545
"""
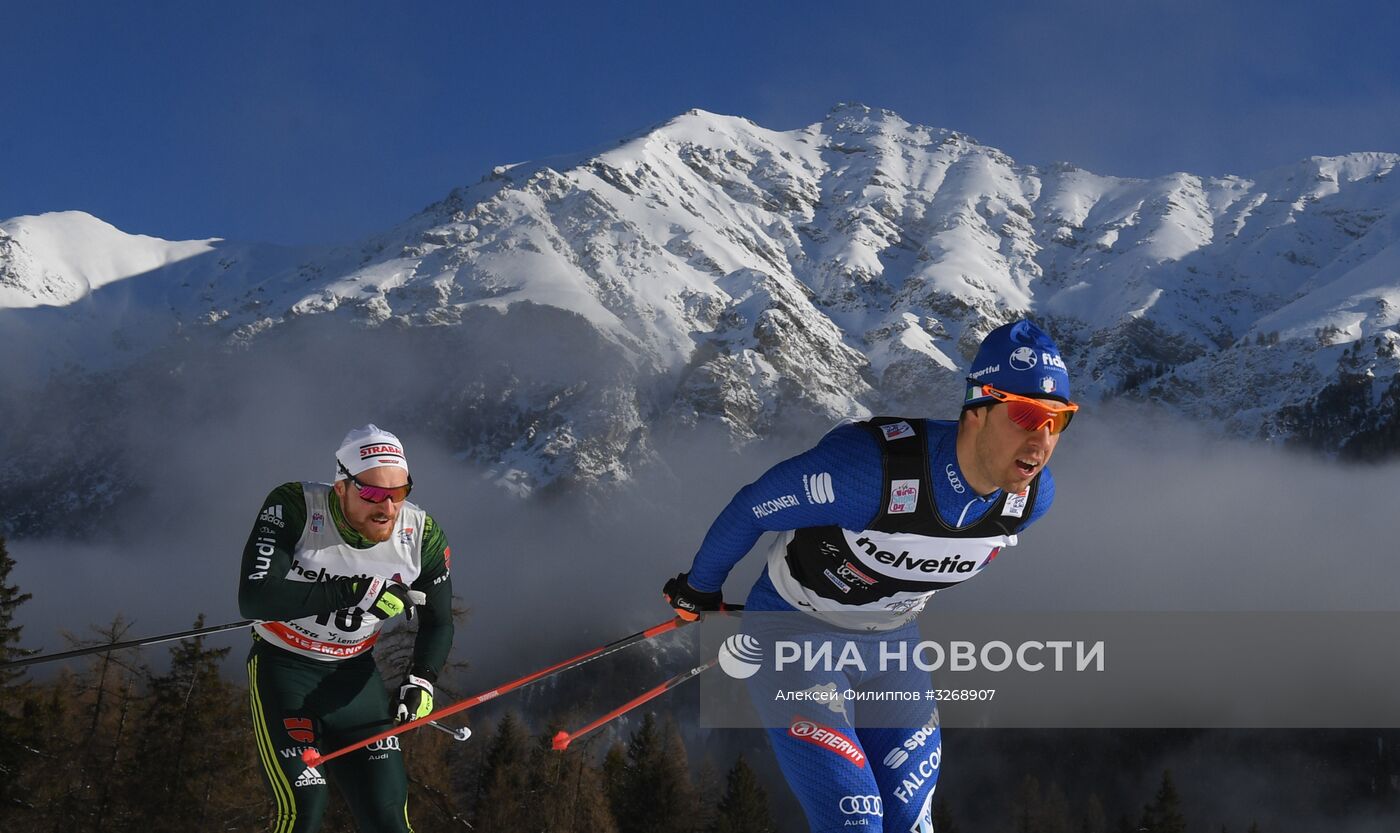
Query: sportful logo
888 479 919 514
840 795 883 816
804 472 836 504
885 710 940 770
968 363 1000 380
1009 347 1037 370
880 421 916 441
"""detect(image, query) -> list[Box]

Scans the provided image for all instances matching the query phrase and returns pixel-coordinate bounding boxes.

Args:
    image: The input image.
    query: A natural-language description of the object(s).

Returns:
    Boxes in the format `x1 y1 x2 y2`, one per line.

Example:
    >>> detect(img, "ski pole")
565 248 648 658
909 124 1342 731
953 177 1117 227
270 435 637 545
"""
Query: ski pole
303 615 693 768
427 721 472 742
0 618 256 670
551 658 717 750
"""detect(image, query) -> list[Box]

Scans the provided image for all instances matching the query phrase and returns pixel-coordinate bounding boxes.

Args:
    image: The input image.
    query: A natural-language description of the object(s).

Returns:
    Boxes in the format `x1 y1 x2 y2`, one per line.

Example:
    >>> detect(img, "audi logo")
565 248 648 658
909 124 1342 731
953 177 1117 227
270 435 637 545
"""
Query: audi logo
366 737 401 752
840 795 882 815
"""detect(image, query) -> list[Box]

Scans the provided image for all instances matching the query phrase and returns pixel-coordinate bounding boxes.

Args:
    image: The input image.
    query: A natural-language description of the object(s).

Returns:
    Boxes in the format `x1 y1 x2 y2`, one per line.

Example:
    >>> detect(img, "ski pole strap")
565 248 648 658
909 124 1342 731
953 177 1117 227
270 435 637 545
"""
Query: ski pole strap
0 618 256 670
552 658 717 750
302 614 696 768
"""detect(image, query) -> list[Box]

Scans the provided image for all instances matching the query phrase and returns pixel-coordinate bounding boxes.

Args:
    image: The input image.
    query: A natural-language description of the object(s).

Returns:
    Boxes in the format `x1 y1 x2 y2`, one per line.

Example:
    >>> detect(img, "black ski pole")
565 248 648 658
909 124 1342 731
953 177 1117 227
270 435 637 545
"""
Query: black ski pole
1 618 256 670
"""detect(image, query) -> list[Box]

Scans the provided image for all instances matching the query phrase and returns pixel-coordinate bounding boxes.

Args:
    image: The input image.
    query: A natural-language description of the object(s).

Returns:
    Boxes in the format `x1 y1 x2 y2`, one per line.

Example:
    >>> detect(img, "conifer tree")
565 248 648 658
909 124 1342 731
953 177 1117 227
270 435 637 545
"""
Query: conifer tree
1081 793 1108 833
521 726 619 833
473 713 533 830
0 535 36 818
1141 769 1187 833
933 795 960 833
127 615 246 832
604 740 629 820
711 754 775 833
614 713 700 833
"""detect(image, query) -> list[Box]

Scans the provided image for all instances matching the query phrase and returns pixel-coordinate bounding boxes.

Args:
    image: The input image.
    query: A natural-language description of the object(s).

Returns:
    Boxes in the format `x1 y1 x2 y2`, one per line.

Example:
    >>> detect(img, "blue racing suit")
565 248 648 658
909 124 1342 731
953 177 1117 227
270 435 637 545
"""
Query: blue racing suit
687 418 1054 833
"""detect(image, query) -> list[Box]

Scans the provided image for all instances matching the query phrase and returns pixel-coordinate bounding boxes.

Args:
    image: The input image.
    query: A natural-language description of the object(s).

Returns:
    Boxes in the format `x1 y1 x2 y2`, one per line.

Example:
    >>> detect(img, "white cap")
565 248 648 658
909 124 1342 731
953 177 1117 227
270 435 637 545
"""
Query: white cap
335 424 409 480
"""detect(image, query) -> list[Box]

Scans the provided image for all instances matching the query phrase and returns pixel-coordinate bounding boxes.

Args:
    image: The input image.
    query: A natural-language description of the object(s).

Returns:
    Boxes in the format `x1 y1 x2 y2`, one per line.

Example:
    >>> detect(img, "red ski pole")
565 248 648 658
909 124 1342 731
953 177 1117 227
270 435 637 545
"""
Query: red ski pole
551 658 717 750
303 616 688 768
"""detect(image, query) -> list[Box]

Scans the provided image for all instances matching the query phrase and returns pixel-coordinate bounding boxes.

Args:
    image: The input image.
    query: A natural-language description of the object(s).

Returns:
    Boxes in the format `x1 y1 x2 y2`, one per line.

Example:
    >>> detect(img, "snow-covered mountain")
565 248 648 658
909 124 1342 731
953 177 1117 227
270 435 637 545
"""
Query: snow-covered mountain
2 104 1397 526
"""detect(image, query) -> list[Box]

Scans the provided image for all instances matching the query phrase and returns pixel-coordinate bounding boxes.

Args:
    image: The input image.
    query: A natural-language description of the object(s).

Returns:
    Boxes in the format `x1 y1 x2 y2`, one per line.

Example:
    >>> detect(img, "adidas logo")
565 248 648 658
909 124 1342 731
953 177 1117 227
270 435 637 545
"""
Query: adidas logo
259 505 285 528
294 766 326 787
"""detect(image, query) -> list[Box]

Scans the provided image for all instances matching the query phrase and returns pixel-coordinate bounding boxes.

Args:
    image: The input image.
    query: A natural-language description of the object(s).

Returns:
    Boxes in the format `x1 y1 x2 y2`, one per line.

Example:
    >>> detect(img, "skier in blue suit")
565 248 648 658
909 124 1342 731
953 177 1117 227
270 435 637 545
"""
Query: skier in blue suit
664 320 1079 832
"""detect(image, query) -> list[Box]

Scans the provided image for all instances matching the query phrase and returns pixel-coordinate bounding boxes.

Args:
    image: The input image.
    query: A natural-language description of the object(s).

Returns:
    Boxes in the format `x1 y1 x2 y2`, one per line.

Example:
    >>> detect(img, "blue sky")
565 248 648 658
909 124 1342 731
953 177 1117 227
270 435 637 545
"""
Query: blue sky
2 0 1397 246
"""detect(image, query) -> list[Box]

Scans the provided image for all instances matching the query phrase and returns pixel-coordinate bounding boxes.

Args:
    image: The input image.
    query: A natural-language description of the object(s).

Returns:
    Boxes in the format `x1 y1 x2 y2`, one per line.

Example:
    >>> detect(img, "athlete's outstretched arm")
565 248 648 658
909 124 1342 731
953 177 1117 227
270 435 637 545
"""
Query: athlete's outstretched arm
237 483 360 620
686 425 883 592
408 515 454 680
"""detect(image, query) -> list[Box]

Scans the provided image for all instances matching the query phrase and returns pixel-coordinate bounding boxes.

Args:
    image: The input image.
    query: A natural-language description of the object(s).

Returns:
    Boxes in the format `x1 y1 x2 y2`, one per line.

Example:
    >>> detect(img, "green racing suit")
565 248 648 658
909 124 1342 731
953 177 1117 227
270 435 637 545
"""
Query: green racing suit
239 482 454 833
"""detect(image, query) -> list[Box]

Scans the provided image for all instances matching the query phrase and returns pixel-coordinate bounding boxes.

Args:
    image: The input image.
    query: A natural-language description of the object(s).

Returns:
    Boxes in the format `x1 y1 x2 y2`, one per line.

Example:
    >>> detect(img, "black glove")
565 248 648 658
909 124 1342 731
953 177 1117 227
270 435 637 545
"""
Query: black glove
662 572 723 621
353 576 414 621
396 671 435 724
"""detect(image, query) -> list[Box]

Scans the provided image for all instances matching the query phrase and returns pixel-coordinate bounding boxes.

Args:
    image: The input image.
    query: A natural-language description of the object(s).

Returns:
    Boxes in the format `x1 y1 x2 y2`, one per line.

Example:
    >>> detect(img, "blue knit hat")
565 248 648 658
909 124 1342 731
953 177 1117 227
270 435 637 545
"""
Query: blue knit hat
964 320 1071 407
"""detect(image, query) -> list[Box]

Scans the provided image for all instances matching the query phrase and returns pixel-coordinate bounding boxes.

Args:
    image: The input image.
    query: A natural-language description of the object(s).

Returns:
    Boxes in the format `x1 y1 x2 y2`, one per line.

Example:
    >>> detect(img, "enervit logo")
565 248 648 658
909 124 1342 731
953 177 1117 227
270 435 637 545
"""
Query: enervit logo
718 634 763 679
1009 346 1037 370
884 747 910 768
840 795 882 816
788 719 867 767
804 472 835 504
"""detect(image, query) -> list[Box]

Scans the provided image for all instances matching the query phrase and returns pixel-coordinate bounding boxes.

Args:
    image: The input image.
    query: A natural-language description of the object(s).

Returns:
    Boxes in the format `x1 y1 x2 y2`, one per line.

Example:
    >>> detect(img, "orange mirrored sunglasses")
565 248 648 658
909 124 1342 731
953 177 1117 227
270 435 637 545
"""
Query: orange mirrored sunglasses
978 385 1079 434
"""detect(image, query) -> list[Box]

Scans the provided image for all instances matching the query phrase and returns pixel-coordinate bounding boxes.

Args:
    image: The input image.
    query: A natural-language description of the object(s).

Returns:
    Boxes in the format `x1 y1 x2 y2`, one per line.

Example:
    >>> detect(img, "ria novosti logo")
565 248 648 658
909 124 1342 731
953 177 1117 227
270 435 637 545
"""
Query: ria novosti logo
720 633 1103 675
718 634 764 679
